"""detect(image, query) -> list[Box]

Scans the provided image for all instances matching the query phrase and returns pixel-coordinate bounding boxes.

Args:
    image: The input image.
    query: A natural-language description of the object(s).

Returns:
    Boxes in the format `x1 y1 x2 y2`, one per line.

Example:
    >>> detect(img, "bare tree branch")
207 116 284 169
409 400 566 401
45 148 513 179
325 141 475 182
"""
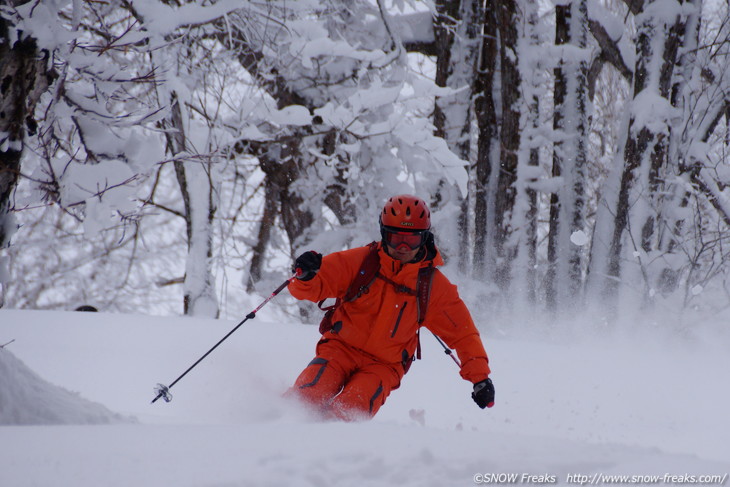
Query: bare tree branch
588 18 633 82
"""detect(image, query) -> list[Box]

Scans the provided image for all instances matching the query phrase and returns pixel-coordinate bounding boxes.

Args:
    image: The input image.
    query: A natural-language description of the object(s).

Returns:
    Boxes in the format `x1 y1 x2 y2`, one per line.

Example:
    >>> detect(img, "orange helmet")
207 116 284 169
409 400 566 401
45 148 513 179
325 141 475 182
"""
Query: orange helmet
380 194 431 231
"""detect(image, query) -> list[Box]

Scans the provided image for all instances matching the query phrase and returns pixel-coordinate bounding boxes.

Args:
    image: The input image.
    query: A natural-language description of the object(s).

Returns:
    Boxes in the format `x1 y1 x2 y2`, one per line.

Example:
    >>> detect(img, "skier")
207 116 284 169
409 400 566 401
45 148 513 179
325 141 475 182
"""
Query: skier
287 194 494 421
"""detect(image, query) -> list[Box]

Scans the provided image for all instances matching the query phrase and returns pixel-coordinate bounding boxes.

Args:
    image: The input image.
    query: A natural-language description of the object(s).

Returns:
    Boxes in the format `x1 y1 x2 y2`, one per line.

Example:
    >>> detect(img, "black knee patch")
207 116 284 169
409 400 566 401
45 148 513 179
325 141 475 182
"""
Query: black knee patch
368 383 384 414
299 358 328 389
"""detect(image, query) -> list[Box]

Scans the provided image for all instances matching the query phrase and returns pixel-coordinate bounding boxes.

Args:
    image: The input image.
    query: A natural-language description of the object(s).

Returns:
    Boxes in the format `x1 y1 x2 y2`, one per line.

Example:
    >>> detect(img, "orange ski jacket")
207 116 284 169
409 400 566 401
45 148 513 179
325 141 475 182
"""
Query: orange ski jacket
288 242 490 384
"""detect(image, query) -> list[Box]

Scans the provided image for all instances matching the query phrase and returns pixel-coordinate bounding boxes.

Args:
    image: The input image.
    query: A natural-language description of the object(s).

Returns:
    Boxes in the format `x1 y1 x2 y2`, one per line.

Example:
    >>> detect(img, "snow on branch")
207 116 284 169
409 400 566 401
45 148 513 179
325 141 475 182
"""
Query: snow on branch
130 0 245 37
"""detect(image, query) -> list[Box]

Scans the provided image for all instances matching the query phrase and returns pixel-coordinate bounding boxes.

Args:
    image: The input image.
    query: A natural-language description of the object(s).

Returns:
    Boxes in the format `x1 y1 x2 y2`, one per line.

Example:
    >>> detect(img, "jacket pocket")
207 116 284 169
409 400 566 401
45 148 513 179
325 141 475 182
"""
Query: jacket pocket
390 301 408 338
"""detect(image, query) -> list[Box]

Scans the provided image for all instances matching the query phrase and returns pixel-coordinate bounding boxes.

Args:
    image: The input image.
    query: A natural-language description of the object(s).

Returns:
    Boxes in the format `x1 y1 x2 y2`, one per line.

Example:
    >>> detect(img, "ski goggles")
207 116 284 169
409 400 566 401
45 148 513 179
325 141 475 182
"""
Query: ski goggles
381 227 428 251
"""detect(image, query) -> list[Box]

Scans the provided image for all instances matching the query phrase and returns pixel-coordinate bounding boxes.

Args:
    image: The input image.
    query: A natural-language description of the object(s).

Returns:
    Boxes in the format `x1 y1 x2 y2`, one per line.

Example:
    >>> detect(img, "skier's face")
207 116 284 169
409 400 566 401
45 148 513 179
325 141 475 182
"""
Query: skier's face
387 243 420 263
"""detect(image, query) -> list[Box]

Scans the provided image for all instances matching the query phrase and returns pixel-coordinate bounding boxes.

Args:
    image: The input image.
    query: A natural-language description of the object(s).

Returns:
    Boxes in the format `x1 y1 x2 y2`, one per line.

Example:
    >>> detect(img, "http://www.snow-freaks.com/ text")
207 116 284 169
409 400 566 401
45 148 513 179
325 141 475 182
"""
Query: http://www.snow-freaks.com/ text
473 472 728 485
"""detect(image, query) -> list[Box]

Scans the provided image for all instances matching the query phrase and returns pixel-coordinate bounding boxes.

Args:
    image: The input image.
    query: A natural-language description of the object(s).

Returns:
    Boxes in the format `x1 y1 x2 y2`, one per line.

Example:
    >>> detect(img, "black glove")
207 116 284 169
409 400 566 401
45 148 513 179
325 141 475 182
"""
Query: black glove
472 378 495 409
292 251 322 281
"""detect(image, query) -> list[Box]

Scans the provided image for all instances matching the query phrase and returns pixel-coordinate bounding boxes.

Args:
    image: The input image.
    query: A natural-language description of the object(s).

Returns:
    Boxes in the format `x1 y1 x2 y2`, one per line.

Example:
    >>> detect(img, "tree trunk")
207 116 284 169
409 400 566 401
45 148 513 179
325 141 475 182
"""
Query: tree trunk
0 16 52 248
321 130 356 226
258 143 314 322
472 1 498 280
546 5 570 309
246 176 279 293
432 0 482 274
546 1 589 311
432 0 463 145
518 1 542 306
493 0 521 289
655 0 703 294
600 0 686 303
258 141 313 255
165 93 219 317
0 11 53 307
230 25 317 289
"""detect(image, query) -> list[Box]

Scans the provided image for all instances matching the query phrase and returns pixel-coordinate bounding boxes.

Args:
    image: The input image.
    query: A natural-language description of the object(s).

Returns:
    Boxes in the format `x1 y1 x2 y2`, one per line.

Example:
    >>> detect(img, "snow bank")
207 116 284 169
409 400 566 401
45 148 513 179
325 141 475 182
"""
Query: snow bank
0 347 131 425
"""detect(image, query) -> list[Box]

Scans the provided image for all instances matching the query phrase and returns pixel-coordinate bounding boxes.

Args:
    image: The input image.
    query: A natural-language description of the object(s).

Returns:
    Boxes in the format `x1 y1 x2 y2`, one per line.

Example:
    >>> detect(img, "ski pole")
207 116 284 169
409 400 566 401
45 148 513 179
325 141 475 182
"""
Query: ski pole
431 332 461 367
151 273 298 404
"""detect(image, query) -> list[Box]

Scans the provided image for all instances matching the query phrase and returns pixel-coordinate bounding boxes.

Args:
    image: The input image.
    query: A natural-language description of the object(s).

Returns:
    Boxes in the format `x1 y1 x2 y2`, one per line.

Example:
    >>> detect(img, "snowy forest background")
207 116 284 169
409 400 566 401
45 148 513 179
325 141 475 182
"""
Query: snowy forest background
1 0 729 333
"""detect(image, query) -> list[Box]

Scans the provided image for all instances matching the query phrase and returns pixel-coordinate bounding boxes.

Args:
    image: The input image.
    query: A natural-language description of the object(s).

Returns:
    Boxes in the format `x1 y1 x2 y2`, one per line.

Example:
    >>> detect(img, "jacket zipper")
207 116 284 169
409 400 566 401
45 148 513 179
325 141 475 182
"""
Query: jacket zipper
391 301 408 338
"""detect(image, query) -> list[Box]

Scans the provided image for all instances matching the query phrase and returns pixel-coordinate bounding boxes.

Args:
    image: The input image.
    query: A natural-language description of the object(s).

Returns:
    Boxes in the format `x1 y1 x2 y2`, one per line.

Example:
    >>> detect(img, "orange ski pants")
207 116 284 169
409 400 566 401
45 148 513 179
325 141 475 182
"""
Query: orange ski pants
290 339 403 421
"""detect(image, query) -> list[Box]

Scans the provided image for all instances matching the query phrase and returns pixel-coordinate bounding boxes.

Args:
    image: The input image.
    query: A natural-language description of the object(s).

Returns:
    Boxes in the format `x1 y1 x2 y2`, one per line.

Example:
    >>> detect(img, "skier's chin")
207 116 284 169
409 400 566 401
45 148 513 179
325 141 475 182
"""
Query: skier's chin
393 248 418 263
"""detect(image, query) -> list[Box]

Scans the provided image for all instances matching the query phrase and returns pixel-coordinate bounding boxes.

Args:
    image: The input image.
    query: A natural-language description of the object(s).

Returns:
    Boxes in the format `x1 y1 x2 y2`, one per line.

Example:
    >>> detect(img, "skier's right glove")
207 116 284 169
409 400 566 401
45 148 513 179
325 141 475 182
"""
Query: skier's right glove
293 251 322 281
472 378 495 409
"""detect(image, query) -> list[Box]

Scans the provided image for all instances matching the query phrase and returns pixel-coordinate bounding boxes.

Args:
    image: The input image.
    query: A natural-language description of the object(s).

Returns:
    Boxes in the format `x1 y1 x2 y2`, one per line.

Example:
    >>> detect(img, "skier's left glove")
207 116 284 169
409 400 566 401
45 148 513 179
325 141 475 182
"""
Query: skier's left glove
292 251 322 281
472 378 495 409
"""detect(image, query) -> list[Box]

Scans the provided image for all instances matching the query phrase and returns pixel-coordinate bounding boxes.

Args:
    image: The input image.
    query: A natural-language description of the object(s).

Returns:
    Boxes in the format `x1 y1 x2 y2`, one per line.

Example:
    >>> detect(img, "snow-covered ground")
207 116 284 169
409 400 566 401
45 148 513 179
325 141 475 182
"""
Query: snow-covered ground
1 306 729 487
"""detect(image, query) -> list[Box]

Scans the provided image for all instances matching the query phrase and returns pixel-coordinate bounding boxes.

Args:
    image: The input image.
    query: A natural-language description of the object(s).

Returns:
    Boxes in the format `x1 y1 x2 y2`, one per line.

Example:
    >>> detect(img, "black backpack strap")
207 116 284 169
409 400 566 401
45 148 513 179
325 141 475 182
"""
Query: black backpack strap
343 241 381 302
416 265 435 324
375 271 416 295
318 297 340 312
402 264 434 372
319 242 380 335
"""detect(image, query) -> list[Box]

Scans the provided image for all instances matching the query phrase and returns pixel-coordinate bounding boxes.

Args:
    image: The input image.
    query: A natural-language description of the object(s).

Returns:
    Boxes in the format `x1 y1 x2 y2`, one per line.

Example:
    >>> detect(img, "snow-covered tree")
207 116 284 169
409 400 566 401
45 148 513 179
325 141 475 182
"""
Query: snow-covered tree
546 0 589 311
2 0 730 327
587 0 730 315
